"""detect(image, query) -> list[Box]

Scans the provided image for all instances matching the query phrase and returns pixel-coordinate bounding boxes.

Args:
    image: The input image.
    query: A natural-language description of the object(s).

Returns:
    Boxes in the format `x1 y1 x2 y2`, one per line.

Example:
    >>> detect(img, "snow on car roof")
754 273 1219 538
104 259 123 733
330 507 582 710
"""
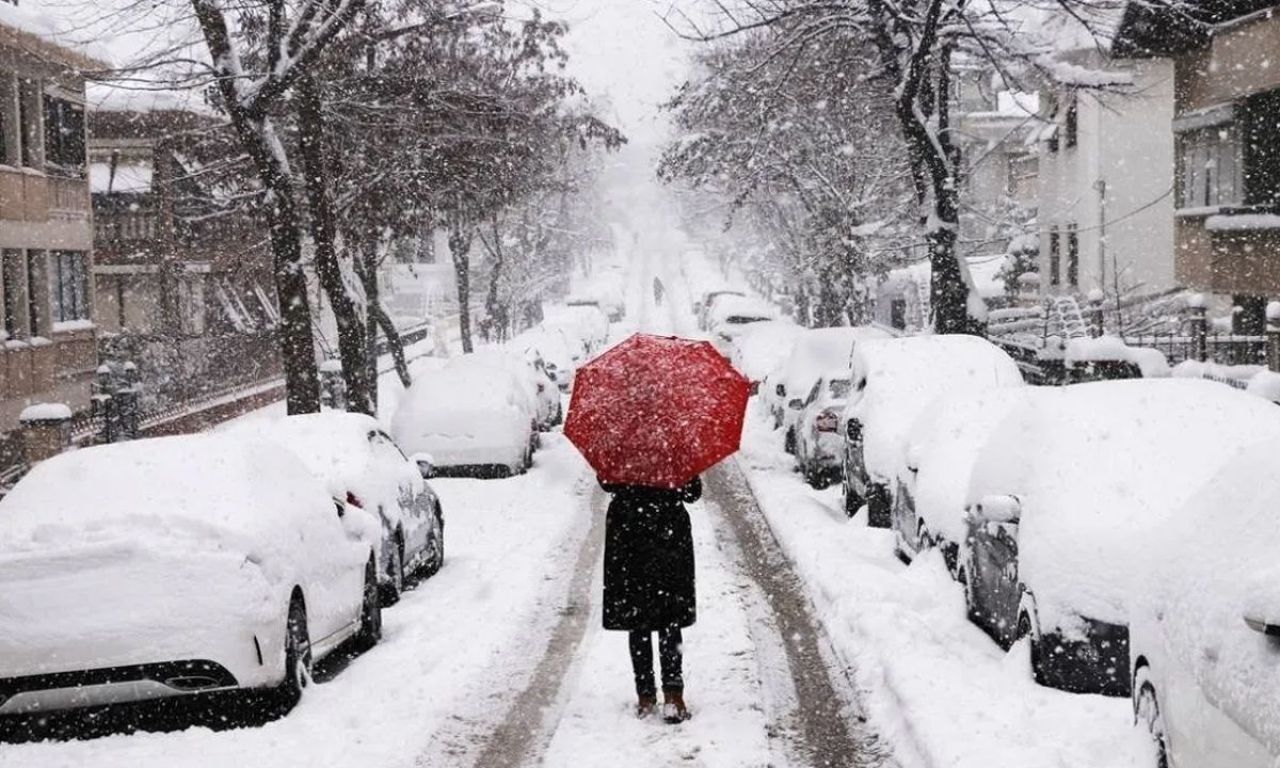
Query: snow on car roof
730 320 803 381
229 412 396 500
709 295 777 322
905 386 1034 546
849 335 1023 483
966 378 1280 628
0 434 333 555
783 326 892 398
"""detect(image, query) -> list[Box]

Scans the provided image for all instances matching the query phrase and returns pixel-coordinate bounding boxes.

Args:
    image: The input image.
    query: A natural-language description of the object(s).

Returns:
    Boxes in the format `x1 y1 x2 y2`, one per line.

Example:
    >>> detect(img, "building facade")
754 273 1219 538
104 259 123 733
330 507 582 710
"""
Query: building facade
1118 1 1280 331
89 109 283 409
0 17 102 460
1036 52 1177 303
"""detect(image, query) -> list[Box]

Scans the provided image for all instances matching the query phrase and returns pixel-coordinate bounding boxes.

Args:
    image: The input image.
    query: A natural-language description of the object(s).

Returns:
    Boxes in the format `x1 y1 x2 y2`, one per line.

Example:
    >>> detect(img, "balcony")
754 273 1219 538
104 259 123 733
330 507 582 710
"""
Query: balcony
0 167 88 222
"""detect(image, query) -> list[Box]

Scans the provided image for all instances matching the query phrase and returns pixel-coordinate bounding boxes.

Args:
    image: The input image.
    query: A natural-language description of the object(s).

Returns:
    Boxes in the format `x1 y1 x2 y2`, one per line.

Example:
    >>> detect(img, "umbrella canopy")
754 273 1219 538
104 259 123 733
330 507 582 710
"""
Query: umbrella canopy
565 333 751 488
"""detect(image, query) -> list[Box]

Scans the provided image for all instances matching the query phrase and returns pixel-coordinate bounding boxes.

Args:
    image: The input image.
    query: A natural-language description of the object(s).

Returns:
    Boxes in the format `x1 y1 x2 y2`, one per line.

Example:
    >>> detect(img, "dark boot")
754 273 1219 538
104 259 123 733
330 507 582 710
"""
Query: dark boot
662 688 690 724
636 693 657 719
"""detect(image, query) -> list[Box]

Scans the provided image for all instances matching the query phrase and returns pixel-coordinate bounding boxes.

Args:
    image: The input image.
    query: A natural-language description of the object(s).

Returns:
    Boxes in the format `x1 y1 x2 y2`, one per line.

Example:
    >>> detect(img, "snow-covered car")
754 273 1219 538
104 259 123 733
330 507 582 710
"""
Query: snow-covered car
0 434 381 717
462 348 562 431
841 334 1022 524
391 364 537 478
512 325 579 392
791 370 855 488
776 326 889 448
729 319 802 394
234 412 445 605
1129 434 1280 768
568 284 624 322
890 386 1031 573
694 288 744 330
961 379 1280 697
707 295 778 343
505 341 565 424
545 304 609 352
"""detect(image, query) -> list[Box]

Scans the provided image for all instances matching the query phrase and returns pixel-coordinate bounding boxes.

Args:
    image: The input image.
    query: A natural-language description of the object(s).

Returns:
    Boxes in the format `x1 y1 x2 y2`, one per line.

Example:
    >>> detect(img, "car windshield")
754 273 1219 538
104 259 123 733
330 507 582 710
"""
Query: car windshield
829 379 852 399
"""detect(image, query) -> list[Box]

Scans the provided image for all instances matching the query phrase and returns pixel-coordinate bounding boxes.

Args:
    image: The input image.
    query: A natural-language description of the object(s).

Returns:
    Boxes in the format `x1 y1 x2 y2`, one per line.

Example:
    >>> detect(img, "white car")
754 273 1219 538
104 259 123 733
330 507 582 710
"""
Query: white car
890 386 1031 573
728 319 803 393
1130 433 1280 768
840 334 1023 523
961 379 1280 697
235 412 445 605
707 295 778 343
776 327 889 449
693 288 744 330
545 304 609 352
0 434 380 717
511 326 578 393
462 348 561 431
391 364 537 478
792 370 853 488
505 341 565 424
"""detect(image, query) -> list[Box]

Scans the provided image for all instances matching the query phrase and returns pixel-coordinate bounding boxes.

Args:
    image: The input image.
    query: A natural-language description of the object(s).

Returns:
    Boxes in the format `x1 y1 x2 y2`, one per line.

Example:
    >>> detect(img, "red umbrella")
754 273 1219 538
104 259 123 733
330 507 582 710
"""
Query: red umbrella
564 333 751 488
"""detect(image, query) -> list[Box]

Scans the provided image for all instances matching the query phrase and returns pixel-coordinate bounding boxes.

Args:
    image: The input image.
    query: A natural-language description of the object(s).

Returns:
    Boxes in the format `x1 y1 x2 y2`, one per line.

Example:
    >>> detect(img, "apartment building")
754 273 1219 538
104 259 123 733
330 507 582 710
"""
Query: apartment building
0 12 104 455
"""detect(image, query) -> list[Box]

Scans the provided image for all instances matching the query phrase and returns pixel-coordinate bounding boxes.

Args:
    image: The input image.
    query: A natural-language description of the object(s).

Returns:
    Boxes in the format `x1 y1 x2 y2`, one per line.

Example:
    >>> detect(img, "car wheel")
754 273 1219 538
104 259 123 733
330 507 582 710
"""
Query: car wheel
272 594 312 715
422 511 445 578
1016 611 1046 684
355 558 383 652
843 483 863 518
380 537 405 606
1135 680 1171 768
866 483 892 528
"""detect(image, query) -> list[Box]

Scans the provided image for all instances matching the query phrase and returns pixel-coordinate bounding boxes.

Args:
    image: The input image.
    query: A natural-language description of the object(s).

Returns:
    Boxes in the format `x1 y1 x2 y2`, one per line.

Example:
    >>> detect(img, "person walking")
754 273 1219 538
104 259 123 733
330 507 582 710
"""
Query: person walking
600 476 701 723
652 277 665 305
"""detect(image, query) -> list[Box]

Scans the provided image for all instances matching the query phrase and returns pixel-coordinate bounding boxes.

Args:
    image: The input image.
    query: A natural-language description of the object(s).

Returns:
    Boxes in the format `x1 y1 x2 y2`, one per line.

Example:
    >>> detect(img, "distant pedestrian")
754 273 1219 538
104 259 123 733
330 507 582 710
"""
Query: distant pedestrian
600 476 701 723
652 278 665 305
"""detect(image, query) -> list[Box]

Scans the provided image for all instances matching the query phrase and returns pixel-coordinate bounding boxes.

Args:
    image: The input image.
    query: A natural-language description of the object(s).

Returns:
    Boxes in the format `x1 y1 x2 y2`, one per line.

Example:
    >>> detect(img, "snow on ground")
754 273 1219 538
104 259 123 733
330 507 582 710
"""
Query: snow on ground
539 493 776 768
3 435 595 768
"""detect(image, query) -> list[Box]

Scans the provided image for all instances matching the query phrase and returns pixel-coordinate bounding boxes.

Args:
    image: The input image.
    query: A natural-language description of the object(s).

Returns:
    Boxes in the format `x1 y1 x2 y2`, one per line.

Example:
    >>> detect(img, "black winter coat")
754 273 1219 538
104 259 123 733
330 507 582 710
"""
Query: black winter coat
601 478 701 632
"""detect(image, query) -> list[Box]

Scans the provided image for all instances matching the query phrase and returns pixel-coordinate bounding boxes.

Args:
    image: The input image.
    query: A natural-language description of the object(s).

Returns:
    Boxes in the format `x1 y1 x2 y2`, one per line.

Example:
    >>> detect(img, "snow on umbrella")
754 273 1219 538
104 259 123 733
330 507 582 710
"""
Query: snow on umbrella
564 333 751 488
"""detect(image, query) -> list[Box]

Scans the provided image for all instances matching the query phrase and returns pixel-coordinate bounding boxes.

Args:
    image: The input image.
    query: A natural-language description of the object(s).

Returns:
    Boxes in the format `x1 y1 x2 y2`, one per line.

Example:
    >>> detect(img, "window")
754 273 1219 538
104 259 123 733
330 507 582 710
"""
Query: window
18 79 38 168
2 250 21 338
1067 223 1079 289
1179 125 1242 209
1064 96 1079 149
49 250 88 323
43 95 85 174
890 298 906 329
1049 227 1061 286
1243 89 1280 207
830 379 852 400
178 275 207 336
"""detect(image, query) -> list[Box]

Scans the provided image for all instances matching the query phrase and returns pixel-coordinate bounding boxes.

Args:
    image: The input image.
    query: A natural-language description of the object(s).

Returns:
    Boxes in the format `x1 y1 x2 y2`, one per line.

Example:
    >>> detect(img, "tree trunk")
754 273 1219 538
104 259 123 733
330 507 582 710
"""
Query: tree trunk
359 235 380 406
449 224 474 353
236 115 319 414
372 303 412 388
297 75 373 415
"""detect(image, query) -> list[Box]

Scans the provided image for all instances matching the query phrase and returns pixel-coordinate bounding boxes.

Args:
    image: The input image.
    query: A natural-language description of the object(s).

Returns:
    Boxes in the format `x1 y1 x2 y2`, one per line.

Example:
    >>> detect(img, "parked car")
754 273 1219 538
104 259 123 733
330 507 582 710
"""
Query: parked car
545 304 609 352
694 288 744 330
776 327 889 450
0 434 381 718
568 284 624 322
841 334 1022 523
707 295 778 344
391 363 538 478
511 325 578 392
464 348 561 431
235 412 445 605
1130 434 1280 768
891 386 1031 573
506 342 565 424
728 319 802 395
961 379 1280 697
792 370 854 488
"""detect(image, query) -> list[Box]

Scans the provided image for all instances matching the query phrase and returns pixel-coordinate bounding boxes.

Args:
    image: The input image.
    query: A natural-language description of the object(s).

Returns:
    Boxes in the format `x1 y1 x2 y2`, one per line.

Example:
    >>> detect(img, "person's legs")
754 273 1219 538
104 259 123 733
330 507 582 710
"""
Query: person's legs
657 626 684 693
629 631 656 699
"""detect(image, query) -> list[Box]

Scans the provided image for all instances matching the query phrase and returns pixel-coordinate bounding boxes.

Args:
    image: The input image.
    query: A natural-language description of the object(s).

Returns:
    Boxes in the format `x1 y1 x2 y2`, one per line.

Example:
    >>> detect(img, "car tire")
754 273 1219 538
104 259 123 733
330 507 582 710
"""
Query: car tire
271 594 312 715
380 536 405 607
866 483 892 528
1135 678 1171 768
843 483 863 518
355 559 383 653
1016 612 1047 685
422 510 445 578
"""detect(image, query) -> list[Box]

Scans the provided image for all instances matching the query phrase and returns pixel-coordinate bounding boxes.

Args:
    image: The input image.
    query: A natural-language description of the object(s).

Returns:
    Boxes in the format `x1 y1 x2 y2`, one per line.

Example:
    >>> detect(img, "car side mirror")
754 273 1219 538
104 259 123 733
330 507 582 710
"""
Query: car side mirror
970 494 1021 525
411 452 437 480
1244 614 1280 636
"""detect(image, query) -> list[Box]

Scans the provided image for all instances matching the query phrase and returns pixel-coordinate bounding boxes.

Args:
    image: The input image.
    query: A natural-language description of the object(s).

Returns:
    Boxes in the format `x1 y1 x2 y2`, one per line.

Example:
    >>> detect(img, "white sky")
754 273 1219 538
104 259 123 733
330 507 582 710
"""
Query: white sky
538 0 694 148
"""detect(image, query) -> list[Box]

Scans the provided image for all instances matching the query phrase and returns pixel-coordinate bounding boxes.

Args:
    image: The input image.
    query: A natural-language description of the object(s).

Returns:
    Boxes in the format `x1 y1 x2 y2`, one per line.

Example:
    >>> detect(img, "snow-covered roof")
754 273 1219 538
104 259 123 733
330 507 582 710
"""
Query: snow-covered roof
0 0 111 68
781 326 890 399
966 378 1280 629
709 294 778 323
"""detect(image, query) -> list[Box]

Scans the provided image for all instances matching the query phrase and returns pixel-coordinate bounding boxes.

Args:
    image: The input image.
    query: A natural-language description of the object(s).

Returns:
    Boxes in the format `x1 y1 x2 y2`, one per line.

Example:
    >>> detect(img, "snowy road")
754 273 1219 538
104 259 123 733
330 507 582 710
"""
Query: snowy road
3 228 889 768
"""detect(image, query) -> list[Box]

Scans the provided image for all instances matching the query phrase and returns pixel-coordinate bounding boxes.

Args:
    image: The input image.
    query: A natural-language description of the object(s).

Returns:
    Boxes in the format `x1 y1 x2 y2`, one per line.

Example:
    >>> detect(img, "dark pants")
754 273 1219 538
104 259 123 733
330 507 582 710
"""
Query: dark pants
629 627 683 697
